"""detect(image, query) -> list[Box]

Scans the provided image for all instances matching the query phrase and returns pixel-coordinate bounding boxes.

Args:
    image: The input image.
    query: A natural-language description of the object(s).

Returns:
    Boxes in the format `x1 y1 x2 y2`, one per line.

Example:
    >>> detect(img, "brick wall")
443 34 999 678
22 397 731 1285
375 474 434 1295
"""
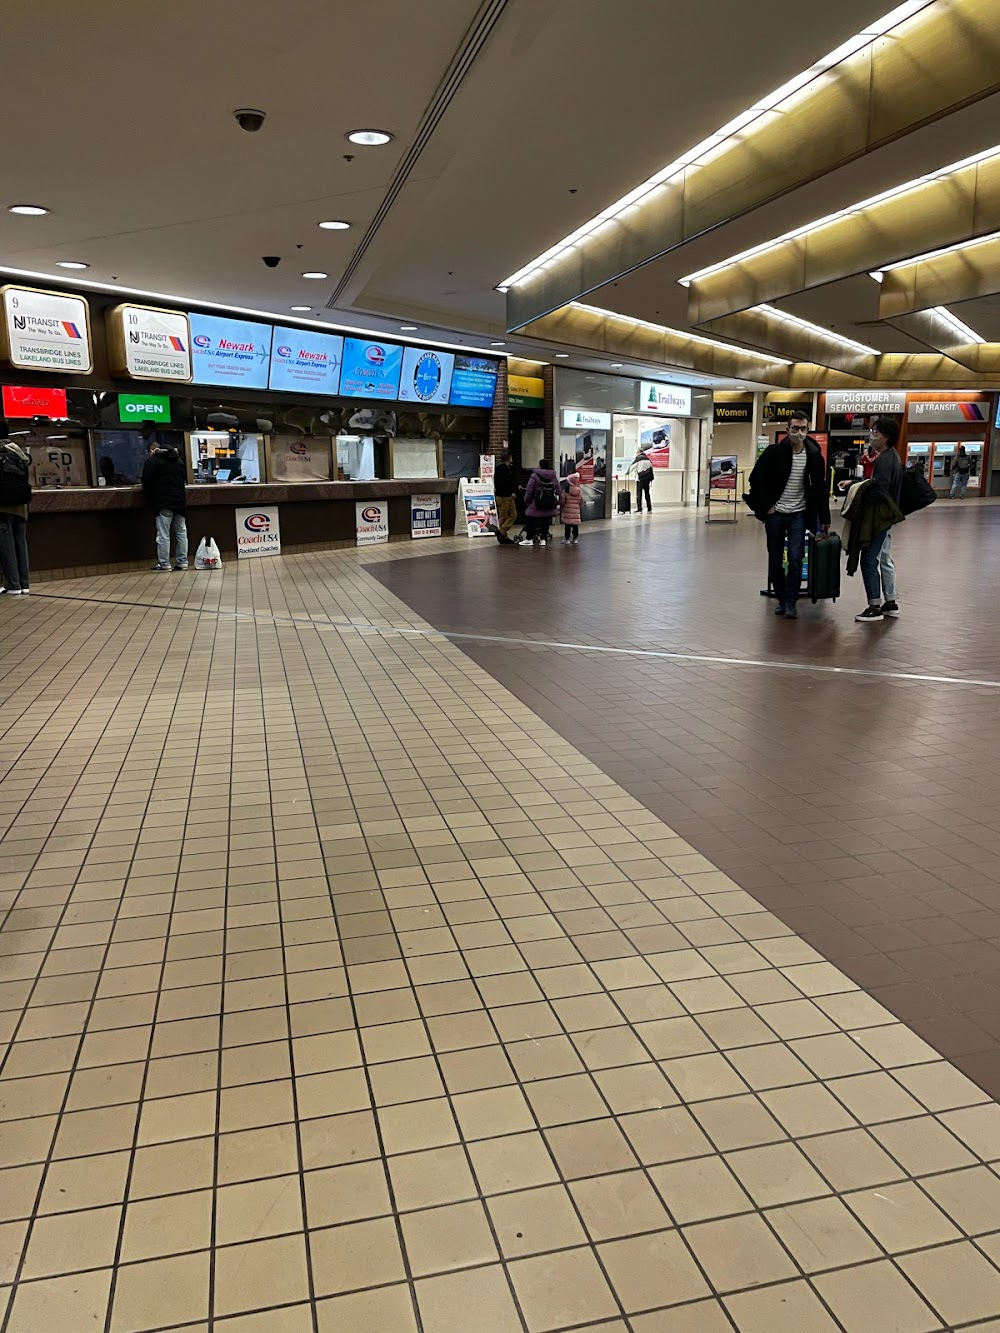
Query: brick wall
543 364 555 458
487 359 509 455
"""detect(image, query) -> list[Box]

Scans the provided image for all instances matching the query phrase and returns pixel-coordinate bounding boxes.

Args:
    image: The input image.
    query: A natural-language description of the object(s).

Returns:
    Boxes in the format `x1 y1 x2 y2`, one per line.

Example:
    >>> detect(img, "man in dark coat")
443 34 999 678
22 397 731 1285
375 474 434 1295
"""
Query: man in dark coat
142 441 189 571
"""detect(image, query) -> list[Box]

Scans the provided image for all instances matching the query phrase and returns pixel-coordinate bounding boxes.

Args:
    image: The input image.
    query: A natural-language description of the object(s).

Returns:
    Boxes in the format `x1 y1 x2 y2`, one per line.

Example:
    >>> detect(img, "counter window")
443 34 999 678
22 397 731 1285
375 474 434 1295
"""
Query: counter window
269 434 334 482
191 431 262 483
390 437 441 480
19 425 91 488
335 435 376 481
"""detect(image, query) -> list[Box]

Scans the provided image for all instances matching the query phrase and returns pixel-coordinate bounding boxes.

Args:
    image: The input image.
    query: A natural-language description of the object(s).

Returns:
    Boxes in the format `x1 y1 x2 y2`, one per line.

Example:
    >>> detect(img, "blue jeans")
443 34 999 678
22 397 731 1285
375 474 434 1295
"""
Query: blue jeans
951 472 969 497
155 510 188 567
765 510 806 607
860 528 890 604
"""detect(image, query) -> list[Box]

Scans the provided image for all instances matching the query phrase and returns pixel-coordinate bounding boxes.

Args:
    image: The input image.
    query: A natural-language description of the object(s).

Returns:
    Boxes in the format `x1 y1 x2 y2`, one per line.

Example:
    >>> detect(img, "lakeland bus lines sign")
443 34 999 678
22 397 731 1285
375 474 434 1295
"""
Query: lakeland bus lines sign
0 285 93 373
235 507 281 558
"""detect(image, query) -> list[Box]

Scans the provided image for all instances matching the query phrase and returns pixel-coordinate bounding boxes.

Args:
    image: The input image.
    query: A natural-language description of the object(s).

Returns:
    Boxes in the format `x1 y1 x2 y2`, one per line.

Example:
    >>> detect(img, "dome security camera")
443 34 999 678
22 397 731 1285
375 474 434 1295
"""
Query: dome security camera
234 108 266 133
262 256 281 268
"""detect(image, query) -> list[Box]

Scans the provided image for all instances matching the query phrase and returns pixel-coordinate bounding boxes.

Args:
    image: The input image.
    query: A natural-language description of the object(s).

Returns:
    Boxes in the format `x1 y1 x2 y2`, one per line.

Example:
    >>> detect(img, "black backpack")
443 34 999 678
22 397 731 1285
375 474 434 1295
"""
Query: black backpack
0 445 31 506
899 465 936 516
535 476 557 510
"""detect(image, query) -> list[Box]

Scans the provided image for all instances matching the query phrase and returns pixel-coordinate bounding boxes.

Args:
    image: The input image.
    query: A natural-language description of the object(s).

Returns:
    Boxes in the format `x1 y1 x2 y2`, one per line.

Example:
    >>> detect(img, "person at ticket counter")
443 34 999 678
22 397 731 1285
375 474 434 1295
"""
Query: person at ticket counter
0 419 32 596
493 451 517 543
142 444 189 572
745 411 830 619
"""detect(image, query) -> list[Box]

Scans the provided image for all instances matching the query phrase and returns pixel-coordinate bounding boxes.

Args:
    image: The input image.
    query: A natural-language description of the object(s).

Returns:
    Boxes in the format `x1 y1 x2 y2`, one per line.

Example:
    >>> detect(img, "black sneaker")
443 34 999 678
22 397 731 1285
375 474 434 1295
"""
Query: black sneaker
784 602 798 619
881 601 899 618
855 606 884 623
774 603 786 617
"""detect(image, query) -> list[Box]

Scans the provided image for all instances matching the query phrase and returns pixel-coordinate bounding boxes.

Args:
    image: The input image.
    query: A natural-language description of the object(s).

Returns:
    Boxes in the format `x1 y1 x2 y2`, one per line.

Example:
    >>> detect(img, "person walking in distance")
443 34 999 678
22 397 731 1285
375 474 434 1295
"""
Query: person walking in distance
951 445 972 498
142 441 189 571
856 416 903 623
746 412 830 619
0 420 32 596
561 470 582 543
631 448 655 513
493 450 517 542
519 458 561 546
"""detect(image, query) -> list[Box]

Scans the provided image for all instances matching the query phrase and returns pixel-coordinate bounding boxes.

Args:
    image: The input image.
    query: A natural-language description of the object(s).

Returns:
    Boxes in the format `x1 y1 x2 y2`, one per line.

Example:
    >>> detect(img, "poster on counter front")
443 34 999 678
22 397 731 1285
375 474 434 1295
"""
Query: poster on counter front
235 507 281 559
0 285 93 374
457 478 498 537
356 500 389 545
411 494 442 539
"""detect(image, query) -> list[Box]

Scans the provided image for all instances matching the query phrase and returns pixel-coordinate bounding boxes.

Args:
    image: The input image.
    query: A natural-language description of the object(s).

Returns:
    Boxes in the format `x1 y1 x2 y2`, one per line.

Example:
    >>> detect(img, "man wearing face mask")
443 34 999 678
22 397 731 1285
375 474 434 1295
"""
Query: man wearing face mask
746 412 830 619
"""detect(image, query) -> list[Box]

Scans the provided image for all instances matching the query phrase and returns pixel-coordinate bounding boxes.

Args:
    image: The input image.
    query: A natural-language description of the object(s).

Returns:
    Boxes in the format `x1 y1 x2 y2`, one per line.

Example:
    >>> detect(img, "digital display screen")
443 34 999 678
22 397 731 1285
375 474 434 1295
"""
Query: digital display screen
268 326 344 395
450 355 499 409
398 346 455 406
339 337 404 400
189 313 272 389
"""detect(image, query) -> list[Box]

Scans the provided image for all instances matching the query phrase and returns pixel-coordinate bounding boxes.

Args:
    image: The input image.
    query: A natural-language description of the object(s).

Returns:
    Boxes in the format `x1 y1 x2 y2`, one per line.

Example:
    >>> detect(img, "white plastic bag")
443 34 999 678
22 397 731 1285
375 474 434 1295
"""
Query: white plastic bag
194 537 222 570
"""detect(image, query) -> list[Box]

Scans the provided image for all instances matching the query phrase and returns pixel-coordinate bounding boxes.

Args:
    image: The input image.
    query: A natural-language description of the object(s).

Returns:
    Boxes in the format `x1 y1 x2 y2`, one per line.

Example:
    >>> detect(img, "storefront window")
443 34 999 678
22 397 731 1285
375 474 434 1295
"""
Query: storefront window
268 433 333 482
335 435 376 481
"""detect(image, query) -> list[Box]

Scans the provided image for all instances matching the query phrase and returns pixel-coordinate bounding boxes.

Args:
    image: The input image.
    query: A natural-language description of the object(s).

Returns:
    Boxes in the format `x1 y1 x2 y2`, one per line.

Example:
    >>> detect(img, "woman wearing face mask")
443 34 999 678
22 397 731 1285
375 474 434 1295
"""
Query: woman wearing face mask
746 412 830 619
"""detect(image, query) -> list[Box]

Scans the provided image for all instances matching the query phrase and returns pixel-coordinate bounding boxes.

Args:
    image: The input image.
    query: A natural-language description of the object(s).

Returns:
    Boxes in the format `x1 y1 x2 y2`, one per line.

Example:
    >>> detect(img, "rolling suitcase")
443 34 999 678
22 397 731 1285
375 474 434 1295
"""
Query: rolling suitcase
617 488 632 514
807 531 841 603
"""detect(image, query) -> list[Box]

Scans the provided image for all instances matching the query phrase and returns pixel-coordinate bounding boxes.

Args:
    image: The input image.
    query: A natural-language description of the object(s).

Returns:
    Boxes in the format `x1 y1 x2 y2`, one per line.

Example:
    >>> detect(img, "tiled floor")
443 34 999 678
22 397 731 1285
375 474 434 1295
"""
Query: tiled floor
0 517 998 1331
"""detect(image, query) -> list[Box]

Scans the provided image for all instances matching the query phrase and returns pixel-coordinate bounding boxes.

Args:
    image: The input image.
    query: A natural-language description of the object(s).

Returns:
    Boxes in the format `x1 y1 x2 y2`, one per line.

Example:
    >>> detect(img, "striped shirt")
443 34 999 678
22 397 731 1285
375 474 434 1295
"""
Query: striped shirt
775 447 808 514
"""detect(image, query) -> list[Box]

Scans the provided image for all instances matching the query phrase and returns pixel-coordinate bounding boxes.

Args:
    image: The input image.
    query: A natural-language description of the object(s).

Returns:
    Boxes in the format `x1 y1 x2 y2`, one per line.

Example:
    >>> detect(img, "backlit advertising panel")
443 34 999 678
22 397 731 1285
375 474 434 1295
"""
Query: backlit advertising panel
398 346 455 405
268 326 343 395
339 338 403 400
449 355 498 409
189 312 272 389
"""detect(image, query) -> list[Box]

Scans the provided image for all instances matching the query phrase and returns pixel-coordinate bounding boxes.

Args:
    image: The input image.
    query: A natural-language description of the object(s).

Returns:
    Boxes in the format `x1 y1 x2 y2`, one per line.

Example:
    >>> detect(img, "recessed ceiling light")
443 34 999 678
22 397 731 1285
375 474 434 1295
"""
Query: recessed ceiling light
347 129 393 146
301 271 328 280
490 340 506 346
555 352 570 358
57 261 89 270
318 220 351 230
609 362 624 368
8 204 49 216
290 305 311 311
399 325 418 331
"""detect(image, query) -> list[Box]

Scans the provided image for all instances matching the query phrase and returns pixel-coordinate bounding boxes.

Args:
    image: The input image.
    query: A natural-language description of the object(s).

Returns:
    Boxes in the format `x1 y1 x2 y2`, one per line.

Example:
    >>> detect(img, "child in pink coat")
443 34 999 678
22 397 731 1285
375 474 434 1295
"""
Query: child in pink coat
561 472 582 543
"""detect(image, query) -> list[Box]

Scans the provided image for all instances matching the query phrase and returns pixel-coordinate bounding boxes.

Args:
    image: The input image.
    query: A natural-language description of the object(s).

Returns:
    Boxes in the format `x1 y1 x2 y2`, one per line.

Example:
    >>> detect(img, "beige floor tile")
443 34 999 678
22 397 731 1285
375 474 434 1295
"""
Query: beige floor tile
599 1229 710 1312
570 1168 672 1240
216 1175 304 1245
661 1052 749 1102
21 1203 121 1278
316 1283 418 1333
377 1097 458 1155
525 1072 607 1126
220 1305 314 1332
898 1240 1000 1326
920 1164 1000 1235
416 1264 523 1333
489 1182 588 1256
212 1234 310 1317
895 1061 991 1113
691 1094 786 1152
111 1252 210 1332
0 1218 28 1285
940 1103 1000 1161
631 1298 734 1331
217 1123 300 1184
766 1196 882 1272
594 1063 677 1113
451 1084 534 1139
39 1149 131 1213
7 1268 112 1333
401 1199 498 1276
121 1190 213 1262
0 1164 44 1223
304 1159 392 1227
760 1082 856 1137
468 1131 559 1195
800 1129 907 1192
814 1260 942 1333
509 1245 620 1330
546 1117 639 1178
684 1213 796 1293
828 1072 925 1125
844 1180 960 1254
649 1156 753 1224
388 1145 477 1210
619 1105 712 1165
724 1279 841 1332
309 1216 406 1297
872 1116 977 1175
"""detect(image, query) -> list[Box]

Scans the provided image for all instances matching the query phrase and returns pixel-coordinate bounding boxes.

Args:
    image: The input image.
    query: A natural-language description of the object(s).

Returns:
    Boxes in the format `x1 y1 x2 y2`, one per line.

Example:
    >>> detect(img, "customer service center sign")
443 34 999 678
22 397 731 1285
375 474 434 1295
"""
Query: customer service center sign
235 507 281 558
0 284 93 373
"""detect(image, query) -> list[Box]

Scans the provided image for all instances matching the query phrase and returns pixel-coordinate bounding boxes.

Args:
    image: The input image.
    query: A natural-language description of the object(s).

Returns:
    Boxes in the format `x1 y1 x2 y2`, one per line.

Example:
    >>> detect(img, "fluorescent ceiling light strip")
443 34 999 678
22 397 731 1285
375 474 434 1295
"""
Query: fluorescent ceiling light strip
497 0 935 290
757 303 879 355
680 143 1000 285
932 305 986 344
0 263 507 361
879 228 1000 271
571 301 792 364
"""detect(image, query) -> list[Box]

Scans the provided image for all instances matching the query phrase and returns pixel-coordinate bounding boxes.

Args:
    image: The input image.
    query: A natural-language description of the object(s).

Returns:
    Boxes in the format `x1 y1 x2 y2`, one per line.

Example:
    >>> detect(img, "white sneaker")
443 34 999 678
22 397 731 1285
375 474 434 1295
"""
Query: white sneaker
518 537 533 546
